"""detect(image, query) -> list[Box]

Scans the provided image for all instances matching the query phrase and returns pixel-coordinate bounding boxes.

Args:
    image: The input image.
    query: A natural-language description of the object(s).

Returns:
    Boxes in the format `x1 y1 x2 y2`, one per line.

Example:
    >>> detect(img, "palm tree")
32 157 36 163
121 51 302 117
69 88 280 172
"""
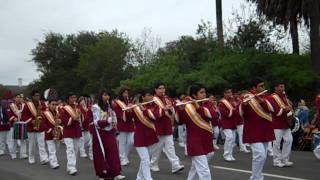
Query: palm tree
248 0 320 73
216 0 224 50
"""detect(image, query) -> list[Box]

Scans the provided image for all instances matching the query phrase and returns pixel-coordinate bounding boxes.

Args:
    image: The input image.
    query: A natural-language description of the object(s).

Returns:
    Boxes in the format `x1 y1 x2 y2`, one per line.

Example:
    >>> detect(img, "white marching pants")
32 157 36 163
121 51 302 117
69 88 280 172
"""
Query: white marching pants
236 124 247 150
136 144 158 180
0 130 9 155
151 135 181 171
117 131 134 164
178 125 186 144
64 138 80 171
46 140 59 167
79 130 93 159
223 129 235 159
213 126 219 141
250 142 268 180
8 127 27 158
273 129 293 163
28 132 48 163
187 155 212 180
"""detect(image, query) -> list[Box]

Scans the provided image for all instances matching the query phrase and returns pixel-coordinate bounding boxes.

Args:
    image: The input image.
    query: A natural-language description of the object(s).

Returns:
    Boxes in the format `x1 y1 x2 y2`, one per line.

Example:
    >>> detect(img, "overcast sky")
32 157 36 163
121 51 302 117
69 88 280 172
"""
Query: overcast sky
0 0 243 85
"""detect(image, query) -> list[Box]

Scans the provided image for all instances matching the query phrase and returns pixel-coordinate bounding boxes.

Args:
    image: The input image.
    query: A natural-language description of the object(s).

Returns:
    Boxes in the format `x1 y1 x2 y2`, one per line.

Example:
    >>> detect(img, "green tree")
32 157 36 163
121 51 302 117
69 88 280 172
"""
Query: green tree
77 31 131 94
248 0 320 73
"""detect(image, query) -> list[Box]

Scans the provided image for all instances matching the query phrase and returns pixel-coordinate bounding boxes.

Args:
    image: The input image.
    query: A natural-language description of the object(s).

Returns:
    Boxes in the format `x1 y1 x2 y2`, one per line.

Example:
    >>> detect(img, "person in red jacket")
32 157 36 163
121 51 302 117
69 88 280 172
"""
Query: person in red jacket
78 96 93 160
204 94 220 150
219 88 237 161
176 83 214 180
60 92 82 175
21 90 48 164
0 91 12 156
112 87 134 166
7 93 27 159
130 89 159 180
90 89 125 180
240 80 275 180
42 98 62 169
150 82 184 173
234 92 250 153
268 82 294 167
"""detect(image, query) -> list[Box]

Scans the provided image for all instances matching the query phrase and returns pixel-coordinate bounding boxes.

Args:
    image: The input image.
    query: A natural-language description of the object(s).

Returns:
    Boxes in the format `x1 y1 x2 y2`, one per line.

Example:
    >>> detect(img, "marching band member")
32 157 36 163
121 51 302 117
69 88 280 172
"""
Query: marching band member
21 90 48 164
0 91 12 156
78 96 93 160
268 82 294 167
234 92 250 153
219 88 237 161
204 94 220 150
90 89 125 180
176 93 187 148
60 92 82 175
240 80 275 180
112 87 134 166
150 82 184 173
176 83 214 180
131 89 159 180
7 93 27 159
43 98 62 169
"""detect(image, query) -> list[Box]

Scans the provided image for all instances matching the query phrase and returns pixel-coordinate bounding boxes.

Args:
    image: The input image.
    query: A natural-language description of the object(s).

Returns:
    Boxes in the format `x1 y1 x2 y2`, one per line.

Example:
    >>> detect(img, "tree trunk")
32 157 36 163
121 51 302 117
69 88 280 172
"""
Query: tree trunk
290 18 299 55
216 0 224 50
310 1 320 74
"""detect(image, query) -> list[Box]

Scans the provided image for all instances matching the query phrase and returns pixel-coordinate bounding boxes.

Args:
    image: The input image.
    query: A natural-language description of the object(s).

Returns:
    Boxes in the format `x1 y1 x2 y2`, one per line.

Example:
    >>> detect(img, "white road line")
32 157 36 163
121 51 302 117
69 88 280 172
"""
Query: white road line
213 166 309 180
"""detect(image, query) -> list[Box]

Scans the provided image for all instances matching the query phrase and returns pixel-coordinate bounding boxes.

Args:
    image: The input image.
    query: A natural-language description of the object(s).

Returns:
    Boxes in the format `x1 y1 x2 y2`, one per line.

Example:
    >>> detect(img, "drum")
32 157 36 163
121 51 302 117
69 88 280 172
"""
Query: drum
13 122 28 140
312 131 320 150
291 116 301 133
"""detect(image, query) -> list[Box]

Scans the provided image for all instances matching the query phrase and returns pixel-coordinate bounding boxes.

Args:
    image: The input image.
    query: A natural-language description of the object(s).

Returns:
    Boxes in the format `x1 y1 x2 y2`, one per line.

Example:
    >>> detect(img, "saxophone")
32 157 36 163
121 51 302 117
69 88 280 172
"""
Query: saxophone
52 109 63 140
33 102 42 131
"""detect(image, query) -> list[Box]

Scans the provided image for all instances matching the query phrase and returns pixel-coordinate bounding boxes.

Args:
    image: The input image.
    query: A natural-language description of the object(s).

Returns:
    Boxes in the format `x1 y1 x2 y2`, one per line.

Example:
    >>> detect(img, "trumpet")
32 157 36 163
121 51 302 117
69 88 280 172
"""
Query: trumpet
175 98 210 106
242 90 268 103
283 91 294 118
122 100 155 111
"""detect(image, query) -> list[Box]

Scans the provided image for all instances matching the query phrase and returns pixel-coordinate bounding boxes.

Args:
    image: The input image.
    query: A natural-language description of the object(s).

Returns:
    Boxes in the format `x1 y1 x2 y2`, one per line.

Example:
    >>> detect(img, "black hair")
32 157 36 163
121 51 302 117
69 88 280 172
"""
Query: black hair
48 99 58 104
223 87 233 93
118 86 130 101
139 88 152 102
154 81 165 89
66 92 76 100
14 93 21 97
272 80 285 88
30 90 40 96
97 89 112 112
250 78 264 88
189 83 206 99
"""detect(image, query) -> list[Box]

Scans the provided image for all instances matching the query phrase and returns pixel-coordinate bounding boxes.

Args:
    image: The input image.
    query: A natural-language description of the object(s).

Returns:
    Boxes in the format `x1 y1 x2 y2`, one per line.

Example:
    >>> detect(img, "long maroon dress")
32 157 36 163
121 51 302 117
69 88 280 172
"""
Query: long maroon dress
90 104 121 179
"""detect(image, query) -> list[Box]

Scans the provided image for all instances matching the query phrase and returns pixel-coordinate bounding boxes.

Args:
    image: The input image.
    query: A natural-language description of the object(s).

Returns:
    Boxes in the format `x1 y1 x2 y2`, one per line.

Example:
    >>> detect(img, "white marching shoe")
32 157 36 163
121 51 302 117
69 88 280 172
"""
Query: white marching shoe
114 174 126 180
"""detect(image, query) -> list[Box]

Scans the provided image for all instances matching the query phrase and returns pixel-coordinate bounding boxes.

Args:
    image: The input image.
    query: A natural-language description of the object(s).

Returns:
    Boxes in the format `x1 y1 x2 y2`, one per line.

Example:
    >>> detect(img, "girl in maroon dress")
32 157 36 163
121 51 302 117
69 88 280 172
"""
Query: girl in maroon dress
90 89 125 180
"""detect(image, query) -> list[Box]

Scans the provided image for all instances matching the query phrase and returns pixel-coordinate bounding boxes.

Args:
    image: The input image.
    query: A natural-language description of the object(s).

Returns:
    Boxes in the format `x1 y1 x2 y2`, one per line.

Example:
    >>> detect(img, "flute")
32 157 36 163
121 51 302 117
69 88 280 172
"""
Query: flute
243 90 268 103
175 98 209 106
122 100 155 111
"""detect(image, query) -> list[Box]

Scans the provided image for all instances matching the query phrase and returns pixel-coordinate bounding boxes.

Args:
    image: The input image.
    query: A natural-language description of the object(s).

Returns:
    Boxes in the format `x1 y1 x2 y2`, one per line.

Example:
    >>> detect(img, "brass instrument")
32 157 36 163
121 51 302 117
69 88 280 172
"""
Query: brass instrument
283 91 294 125
33 102 43 131
108 102 117 128
52 110 63 140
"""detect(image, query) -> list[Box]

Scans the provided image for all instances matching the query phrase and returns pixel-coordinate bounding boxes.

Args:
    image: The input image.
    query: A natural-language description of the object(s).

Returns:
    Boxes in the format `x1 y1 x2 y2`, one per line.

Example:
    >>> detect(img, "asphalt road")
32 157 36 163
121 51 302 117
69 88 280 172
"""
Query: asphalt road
0 143 318 180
